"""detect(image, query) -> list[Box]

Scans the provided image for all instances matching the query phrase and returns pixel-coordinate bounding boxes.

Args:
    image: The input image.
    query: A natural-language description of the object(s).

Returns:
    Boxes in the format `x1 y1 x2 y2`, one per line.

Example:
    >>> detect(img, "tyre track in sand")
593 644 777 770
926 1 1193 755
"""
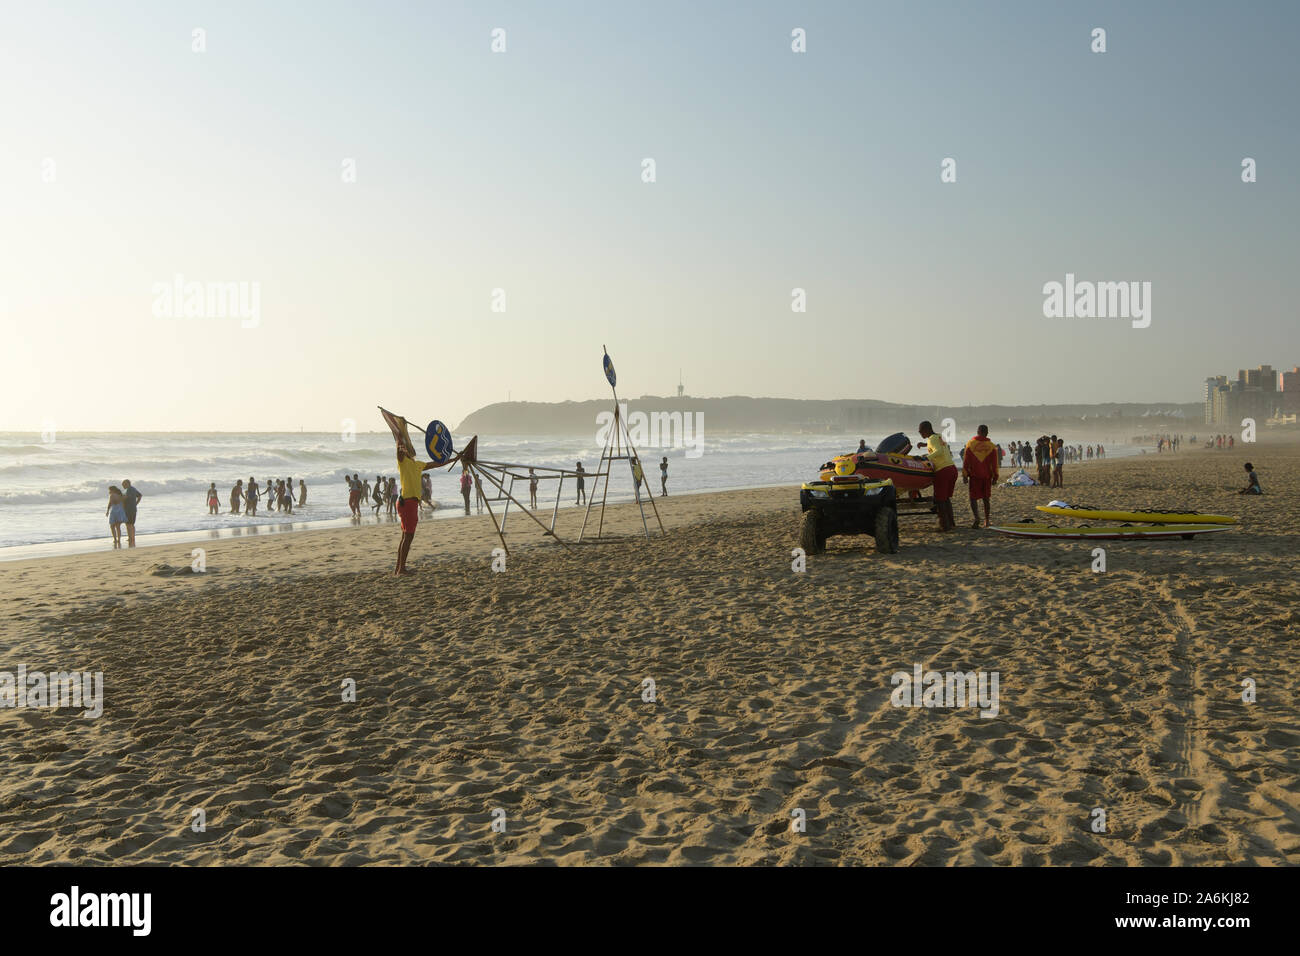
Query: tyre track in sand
1149 579 1218 837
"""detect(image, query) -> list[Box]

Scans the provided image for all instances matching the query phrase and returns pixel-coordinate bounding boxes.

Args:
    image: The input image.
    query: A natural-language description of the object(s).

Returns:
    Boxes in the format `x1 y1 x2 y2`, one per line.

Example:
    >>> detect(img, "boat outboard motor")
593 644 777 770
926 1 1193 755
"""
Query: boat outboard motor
876 432 913 455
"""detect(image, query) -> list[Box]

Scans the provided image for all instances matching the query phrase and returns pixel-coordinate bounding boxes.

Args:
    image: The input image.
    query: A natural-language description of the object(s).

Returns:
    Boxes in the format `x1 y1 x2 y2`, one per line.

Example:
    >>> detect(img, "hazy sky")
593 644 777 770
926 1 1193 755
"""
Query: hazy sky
2 1 1297 432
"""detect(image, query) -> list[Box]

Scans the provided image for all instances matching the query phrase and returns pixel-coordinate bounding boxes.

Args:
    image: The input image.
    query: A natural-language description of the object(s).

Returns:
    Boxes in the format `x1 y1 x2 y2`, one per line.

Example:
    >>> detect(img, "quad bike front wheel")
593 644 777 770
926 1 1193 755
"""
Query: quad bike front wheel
800 509 826 554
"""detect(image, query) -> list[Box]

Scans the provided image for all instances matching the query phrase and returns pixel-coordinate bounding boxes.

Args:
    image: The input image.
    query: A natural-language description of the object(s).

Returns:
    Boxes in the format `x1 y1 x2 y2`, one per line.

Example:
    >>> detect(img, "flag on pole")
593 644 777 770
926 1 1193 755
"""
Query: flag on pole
378 407 417 457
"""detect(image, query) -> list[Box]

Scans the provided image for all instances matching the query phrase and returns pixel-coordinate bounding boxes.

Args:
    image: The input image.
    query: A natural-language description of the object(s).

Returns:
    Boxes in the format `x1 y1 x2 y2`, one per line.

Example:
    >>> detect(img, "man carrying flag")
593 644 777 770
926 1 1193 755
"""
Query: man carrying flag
380 408 440 577
962 424 1000 529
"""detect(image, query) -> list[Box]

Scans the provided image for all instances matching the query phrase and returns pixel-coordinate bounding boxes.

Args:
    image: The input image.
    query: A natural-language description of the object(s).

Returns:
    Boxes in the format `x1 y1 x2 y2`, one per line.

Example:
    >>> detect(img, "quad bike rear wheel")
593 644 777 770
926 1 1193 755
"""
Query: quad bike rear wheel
874 506 899 554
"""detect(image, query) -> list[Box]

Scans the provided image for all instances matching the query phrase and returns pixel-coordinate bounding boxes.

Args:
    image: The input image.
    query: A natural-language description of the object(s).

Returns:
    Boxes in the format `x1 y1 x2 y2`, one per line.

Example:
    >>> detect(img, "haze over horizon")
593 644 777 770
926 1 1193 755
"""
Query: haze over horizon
3 0 1297 432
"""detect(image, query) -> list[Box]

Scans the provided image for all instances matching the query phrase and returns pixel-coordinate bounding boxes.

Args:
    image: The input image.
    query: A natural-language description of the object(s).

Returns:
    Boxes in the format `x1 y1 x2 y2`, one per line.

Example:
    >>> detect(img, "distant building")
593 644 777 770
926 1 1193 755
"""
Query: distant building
1203 376 1227 424
1204 365 1295 425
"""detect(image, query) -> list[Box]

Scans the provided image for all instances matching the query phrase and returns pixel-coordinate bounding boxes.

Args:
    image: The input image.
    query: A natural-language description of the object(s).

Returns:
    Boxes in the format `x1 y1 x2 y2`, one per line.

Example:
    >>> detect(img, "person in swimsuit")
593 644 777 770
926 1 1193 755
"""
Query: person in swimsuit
283 477 294 514
659 457 668 496
298 479 307 508
106 486 127 548
528 468 539 509
229 480 243 514
460 468 473 514
575 462 586 505
206 483 220 514
245 477 259 517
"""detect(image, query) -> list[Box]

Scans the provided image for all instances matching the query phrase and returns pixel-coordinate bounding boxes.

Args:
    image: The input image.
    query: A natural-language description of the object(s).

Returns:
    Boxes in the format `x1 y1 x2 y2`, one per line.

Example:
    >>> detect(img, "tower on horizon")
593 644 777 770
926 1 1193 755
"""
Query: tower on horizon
677 369 684 399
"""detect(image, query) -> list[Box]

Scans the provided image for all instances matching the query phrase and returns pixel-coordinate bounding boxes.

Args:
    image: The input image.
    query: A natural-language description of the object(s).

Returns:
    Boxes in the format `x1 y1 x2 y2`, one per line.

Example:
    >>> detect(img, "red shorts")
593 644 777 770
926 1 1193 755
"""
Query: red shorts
932 465 958 502
398 498 419 533
968 475 992 500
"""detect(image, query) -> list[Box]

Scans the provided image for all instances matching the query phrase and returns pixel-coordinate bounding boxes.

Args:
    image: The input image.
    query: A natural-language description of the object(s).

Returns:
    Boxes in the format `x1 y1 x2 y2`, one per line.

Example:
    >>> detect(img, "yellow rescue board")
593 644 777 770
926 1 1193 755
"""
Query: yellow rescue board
994 523 1232 540
1036 505 1237 525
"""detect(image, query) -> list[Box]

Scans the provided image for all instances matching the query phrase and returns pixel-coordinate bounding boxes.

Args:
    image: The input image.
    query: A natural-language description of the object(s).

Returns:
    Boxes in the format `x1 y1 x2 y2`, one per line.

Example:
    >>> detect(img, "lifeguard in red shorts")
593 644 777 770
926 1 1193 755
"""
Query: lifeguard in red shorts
962 424 1000 529
918 420 958 533
394 447 438 576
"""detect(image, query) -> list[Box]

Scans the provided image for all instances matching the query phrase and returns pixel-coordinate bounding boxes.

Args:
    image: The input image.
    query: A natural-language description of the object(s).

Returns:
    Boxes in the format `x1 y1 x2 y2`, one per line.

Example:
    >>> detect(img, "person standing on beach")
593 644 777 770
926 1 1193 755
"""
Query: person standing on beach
206 483 220 514
575 462 586 504
246 478 259 517
121 479 142 547
962 425 998 528
394 445 438 576
660 456 668 496
106 486 127 548
299 479 307 508
528 468 539 509
230 480 244 514
474 473 485 514
918 421 957 532
372 477 384 516
460 468 472 514
284 477 294 514
631 457 645 500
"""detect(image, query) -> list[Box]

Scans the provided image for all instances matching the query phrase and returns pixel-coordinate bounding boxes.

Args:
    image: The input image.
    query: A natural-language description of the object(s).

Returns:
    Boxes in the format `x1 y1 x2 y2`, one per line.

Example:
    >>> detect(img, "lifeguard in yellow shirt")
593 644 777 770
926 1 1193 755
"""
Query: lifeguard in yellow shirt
394 446 439 576
918 420 958 532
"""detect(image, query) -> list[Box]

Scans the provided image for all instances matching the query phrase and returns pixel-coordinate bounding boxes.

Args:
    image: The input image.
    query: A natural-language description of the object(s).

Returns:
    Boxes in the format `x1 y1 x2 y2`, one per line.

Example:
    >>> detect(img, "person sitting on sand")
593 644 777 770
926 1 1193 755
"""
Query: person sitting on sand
962 425 999 528
1238 462 1263 495
206 483 220 515
106 486 127 548
575 462 586 504
918 421 958 532
394 445 439 576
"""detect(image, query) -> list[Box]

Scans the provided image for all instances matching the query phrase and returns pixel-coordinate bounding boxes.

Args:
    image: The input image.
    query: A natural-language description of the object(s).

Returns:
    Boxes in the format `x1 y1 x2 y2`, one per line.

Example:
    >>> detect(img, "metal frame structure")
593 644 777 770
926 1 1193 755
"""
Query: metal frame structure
577 347 665 543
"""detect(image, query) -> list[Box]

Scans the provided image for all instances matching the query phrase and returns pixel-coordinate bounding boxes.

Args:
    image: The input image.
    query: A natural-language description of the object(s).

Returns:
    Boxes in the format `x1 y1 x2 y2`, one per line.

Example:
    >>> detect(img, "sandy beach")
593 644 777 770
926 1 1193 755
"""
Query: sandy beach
1 445 1296 865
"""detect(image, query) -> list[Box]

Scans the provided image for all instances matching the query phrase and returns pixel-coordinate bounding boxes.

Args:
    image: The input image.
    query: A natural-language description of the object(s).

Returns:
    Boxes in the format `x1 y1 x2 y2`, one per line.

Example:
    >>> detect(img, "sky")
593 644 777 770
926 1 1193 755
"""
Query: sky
1 0 1297 432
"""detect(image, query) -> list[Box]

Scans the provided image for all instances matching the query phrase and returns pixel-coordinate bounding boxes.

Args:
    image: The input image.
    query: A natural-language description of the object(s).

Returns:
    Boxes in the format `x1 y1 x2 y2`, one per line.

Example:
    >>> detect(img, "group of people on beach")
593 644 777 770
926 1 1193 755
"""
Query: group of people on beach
105 479 143 548
347 472 432 518
212 478 305 516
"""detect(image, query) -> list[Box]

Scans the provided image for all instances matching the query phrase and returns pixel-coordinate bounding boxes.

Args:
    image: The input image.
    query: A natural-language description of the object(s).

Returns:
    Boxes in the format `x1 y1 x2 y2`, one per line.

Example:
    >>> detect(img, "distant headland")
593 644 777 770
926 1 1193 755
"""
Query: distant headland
456 396 1201 437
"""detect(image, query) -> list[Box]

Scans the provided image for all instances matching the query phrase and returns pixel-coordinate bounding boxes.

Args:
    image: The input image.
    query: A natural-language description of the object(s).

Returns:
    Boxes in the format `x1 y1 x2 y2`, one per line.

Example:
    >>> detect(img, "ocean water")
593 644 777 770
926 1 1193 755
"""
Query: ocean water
0 429 1138 558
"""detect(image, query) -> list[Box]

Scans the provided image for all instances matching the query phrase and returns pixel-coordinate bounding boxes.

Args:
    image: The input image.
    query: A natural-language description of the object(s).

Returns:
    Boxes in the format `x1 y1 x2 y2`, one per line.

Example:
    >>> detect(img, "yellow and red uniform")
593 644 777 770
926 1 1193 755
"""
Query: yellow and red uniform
962 435 999 500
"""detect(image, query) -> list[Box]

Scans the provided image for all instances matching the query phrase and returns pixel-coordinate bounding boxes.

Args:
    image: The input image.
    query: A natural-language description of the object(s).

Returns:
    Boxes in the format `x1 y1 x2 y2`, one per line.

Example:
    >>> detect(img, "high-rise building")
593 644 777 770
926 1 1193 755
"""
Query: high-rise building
1204 376 1227 424
1282 367 1300 392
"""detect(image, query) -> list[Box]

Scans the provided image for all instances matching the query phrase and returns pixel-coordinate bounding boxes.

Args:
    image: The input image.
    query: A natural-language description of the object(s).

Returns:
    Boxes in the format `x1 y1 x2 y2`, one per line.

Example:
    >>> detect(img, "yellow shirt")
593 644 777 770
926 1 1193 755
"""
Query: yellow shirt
397 455 425 499
926 434 955 470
